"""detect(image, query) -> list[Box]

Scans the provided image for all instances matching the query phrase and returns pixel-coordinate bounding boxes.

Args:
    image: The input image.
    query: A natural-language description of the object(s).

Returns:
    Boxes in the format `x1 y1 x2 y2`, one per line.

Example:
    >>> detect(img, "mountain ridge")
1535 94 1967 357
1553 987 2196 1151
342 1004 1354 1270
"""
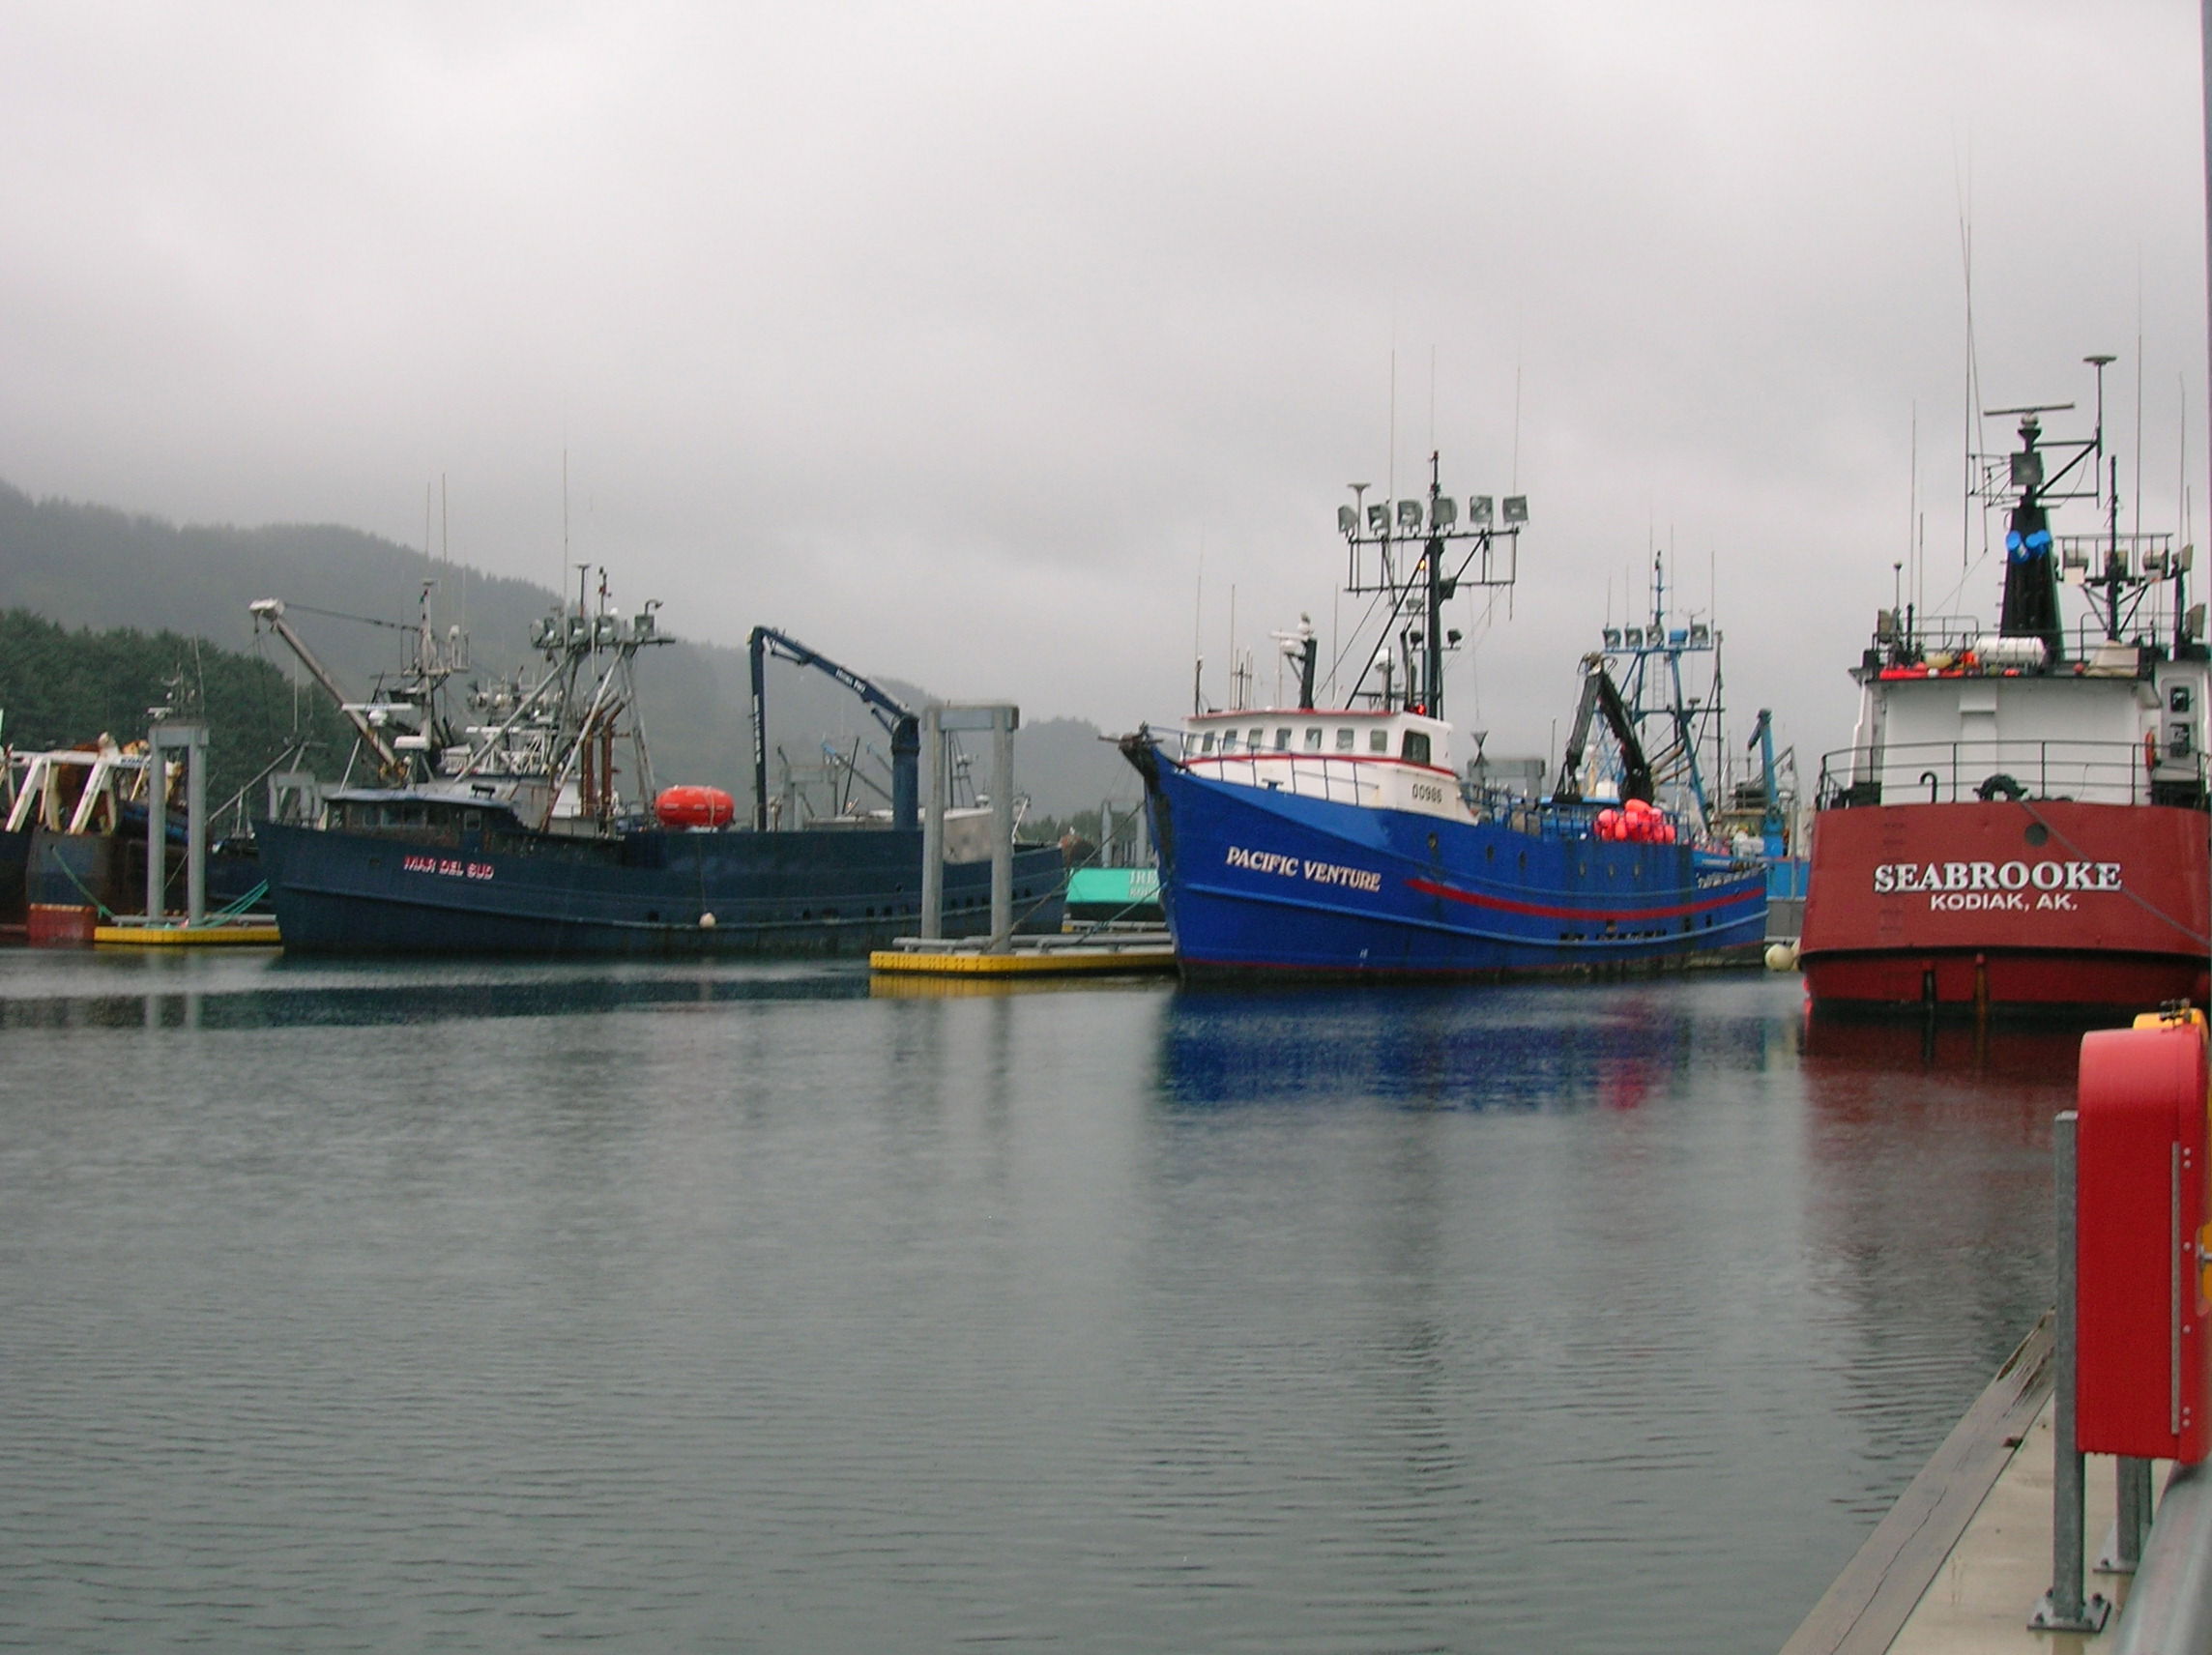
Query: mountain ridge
0 479 1139 820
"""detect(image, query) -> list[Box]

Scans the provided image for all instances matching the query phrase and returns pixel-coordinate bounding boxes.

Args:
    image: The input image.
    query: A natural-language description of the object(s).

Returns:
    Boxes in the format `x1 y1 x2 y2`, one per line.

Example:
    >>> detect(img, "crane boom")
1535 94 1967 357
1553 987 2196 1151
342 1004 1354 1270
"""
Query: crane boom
1552 654 1653 804
747 626 919 831
248 598 409 782
1747 709 1787 857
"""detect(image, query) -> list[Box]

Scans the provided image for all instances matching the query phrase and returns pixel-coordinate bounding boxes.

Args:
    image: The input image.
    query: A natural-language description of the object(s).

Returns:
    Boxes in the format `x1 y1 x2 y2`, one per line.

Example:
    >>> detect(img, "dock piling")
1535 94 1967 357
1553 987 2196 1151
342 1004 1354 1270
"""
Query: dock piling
918 702 1019 953
2031 1108 2112 1633
2101 1457 2154 1574
145 722 208 928
921 710 945 941
989 709 1013 951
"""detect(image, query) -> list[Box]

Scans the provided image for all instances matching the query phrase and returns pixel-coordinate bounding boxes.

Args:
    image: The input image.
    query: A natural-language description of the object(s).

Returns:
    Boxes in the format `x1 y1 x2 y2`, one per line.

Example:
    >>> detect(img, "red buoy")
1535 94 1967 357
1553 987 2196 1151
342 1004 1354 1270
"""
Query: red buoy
655 785 737 828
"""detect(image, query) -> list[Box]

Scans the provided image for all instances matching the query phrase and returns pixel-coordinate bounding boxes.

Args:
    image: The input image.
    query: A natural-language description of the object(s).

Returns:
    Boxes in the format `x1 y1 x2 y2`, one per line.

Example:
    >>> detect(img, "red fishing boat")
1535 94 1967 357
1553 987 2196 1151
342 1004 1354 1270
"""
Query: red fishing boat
1799 378 2211 1012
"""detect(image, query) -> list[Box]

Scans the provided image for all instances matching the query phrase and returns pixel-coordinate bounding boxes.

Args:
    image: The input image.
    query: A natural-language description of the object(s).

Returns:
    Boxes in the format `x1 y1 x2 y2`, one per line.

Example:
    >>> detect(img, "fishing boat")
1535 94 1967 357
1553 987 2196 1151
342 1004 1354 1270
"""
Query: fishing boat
1120 457 1767 978
5 737 267 944
1798 372 2211 1012
254 587 1063 955
1588 556 1810 940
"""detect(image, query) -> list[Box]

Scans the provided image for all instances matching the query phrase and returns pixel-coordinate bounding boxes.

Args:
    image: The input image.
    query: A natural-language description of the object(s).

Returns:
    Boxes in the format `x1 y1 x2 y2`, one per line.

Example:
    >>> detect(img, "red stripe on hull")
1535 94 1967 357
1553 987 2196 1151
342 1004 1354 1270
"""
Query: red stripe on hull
1403 874 1745 923
1798 799 2210 1010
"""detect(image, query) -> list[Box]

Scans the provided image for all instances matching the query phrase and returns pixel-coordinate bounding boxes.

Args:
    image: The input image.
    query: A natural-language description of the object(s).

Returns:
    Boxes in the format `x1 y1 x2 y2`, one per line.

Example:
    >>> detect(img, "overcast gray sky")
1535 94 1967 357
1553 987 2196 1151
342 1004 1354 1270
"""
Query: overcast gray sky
3 1 2205 769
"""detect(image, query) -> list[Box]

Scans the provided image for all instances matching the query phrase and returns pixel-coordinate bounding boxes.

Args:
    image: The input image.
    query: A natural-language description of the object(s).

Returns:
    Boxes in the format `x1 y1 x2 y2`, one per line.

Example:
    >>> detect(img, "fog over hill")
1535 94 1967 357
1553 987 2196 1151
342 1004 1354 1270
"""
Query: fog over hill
0 481 1137 822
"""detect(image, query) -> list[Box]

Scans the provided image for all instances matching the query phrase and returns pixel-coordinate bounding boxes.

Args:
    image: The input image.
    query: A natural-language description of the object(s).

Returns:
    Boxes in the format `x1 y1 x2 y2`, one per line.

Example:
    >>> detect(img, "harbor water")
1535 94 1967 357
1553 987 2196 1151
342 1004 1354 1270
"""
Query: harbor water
0 955 2070 1652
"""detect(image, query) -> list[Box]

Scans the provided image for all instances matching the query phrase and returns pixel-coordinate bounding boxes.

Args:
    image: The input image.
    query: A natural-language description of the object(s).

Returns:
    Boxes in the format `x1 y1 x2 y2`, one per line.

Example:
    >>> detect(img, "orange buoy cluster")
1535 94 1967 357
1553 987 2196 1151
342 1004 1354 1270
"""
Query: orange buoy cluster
655 785 737 829
1592 798 1675 844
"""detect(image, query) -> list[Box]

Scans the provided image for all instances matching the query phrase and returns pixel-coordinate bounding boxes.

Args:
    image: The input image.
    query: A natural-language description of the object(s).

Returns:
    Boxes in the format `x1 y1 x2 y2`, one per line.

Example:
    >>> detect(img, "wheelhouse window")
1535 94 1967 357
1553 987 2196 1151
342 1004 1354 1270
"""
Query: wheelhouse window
1402 732 1432 766
1273 728 1292 751
1218 731 1237 753
1200 732 1216 754
1335 728 1354 752
1247 728 1263 751
1303 727 1324 752
1368 729 1388 753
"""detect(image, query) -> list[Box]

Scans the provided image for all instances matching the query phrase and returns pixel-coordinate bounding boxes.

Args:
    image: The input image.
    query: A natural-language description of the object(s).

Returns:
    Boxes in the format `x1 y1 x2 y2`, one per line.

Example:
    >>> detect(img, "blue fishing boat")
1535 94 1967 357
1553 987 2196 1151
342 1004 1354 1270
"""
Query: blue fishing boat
1120 457 1766 978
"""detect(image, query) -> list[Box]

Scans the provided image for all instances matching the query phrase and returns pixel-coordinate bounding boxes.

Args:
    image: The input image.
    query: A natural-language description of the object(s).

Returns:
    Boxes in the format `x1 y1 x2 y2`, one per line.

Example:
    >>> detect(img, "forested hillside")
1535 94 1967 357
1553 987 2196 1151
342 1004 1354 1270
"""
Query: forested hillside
0 481 1138 818
0 609 357 817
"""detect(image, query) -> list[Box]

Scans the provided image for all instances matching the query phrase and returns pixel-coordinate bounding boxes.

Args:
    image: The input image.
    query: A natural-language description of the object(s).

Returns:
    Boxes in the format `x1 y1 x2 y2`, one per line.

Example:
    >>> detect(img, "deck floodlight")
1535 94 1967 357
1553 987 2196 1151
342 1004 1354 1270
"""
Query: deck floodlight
2011 450 2045 489
1502 496 1528 525
1431 496 1458 530
1689 623 1711 647
1470 495 1494 526
1367 504 1390 533
1624 627 1644 648
1338 505 1358 535
2144 547 2171 577
1396 499 1424 530
2188 603 2206 640
1603 627 1622 650
2182 544 2197 571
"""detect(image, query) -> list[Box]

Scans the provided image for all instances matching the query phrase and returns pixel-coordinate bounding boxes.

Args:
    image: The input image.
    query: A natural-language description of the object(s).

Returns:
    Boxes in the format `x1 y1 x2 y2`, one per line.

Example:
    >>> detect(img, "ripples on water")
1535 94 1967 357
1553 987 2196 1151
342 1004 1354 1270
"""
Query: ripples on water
0 952 2075 1652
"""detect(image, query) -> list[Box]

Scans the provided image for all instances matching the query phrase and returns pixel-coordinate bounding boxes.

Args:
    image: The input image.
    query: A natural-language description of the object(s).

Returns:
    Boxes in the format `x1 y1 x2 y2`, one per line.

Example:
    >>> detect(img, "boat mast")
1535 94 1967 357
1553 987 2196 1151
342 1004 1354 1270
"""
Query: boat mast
2202 0 2212 584
1337 456 1524 719
1424 452 1445 715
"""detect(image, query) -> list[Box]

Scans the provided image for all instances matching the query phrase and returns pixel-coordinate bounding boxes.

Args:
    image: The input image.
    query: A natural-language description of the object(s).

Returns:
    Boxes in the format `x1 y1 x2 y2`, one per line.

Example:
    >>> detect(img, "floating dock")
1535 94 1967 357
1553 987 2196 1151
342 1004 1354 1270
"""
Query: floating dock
94 917 281 947
1782 1312 2172 1654
870 927 1177 977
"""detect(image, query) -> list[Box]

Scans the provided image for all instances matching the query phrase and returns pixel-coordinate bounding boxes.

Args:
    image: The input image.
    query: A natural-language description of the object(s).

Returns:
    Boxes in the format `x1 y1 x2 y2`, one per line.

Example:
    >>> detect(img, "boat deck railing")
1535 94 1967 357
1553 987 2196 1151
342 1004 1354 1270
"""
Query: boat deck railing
1186 753 1748 846
1182 752 1384 807
1817 739 2205 809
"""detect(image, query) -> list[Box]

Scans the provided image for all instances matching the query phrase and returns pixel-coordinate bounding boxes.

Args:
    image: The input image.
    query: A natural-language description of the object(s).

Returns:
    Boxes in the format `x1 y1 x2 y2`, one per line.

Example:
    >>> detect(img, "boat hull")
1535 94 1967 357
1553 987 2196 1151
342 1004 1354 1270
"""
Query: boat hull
1130 743 1766 979
16 824 265 944
258 820 1064 956
1797 799 2211 1011
0 826 25 939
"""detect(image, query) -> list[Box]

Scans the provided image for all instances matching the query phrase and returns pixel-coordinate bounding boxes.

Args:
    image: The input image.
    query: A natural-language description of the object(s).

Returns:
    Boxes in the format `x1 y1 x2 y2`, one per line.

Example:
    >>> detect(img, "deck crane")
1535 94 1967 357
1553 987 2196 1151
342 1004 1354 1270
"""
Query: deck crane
747 626 919 832
1745 709 1788 858
1552 654 1654 804
248 597 412 784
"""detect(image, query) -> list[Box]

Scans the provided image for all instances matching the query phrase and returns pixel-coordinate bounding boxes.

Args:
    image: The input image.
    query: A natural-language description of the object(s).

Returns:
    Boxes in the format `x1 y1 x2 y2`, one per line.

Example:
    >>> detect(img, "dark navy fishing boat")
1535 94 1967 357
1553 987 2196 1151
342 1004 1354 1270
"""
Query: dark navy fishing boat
255 590 1062 956
1121 458 1765 979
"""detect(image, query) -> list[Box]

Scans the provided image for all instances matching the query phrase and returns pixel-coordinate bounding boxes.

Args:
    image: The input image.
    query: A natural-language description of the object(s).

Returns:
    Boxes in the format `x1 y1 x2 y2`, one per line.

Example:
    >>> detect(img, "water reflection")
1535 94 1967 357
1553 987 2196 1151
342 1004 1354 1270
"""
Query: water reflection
1153 980 1780 1113
0 962 872 1031
0 962 2081 1653
1800 1003 2116 1086
1795 1007 2074 1515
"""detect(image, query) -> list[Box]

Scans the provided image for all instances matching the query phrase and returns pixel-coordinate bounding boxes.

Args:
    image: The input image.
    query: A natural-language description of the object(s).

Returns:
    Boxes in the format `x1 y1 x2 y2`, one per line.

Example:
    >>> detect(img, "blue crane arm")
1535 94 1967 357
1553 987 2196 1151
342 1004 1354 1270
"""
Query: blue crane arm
1747 709 1786 857
748 626 920 832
